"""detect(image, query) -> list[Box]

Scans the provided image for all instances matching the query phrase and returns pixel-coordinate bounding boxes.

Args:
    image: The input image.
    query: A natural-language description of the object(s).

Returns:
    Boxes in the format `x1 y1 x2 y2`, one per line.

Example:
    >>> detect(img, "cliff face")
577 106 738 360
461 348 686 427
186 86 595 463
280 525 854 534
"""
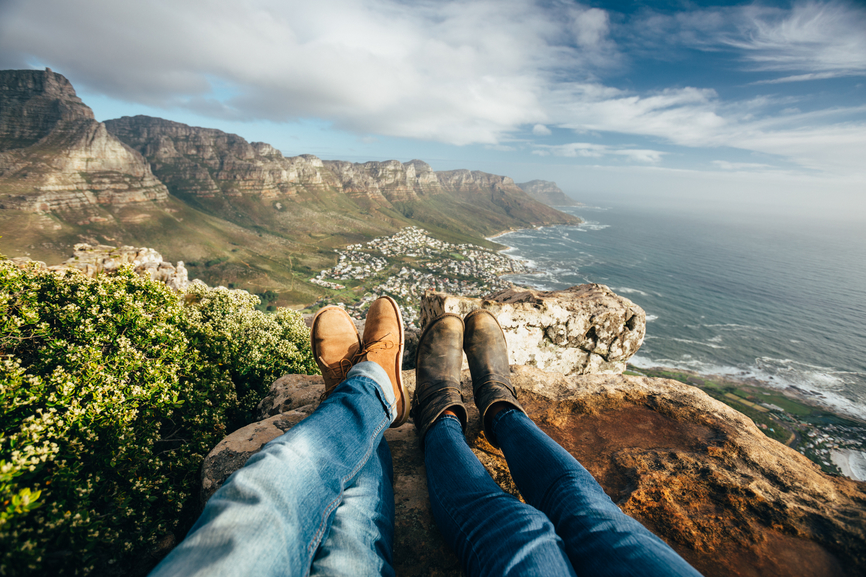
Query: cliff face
517 179 580 207
104 114 580 236
323 159 442 203
0 69 168 211
434 169 580 231
104 116 339 199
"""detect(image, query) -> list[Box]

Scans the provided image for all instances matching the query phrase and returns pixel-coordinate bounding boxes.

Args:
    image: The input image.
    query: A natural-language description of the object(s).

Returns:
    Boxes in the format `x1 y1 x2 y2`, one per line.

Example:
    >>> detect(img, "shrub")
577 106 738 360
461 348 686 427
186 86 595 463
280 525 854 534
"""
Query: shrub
183 281 316 426
0 264 315 575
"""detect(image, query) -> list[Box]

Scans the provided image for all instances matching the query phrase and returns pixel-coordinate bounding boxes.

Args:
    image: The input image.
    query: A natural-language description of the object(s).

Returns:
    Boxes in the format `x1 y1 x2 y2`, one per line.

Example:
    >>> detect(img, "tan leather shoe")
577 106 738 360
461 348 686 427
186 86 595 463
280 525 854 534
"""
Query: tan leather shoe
357 296 408 427
310 306 362 400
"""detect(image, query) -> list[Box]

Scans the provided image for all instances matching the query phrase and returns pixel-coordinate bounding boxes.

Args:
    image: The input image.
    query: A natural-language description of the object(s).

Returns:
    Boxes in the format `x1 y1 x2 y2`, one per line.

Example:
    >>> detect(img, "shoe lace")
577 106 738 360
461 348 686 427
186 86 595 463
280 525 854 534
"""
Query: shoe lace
351 332 395 364
320 357 355 401
318 332 396 402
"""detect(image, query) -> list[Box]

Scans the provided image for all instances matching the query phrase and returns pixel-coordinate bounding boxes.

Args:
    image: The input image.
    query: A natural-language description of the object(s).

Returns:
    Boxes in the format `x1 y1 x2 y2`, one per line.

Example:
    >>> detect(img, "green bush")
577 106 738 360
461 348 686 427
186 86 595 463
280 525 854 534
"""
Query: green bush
0 263 315 576
183 281 317 427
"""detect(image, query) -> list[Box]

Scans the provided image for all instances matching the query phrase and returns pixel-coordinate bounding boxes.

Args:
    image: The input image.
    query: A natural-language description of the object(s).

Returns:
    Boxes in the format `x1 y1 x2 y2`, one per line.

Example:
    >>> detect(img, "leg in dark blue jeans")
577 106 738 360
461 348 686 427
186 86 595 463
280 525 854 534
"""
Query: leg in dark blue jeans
424 415 577 577
493 408 702 577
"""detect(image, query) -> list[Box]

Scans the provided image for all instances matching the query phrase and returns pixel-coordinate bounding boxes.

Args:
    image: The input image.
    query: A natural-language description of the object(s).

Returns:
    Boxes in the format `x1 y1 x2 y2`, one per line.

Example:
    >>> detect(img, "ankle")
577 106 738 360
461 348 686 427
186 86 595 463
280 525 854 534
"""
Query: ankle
484 401 519 440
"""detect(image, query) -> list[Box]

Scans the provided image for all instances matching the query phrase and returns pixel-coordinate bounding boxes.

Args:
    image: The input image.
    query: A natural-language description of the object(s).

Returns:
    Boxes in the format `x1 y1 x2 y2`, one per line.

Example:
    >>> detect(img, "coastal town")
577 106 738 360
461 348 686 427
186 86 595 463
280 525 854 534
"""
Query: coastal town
308 226 529 327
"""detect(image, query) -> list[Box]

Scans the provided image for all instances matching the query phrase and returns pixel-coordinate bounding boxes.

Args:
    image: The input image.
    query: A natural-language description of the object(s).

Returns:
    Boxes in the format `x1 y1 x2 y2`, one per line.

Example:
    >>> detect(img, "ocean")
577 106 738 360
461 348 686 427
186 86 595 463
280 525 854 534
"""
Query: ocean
496 201 866 421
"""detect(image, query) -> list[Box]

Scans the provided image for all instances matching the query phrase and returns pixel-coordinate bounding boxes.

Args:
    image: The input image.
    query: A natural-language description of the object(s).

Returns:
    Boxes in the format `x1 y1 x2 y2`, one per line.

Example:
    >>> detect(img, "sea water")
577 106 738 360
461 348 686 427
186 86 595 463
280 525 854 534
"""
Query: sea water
496 201 866 420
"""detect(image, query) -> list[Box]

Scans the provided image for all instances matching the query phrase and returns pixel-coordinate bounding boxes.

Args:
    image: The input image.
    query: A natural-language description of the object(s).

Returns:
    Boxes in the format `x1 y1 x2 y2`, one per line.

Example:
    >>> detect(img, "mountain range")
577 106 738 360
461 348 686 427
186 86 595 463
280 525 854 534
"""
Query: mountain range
0 68 580 304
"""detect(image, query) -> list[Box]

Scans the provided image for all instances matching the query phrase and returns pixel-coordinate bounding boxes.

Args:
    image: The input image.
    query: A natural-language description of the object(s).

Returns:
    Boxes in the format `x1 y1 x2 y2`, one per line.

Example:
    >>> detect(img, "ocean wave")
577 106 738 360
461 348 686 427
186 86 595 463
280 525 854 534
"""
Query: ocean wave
578 221 611 232
646 314 659 322
669 337 727 350
614 287 650 297
687 323 764 332
630 354 866 420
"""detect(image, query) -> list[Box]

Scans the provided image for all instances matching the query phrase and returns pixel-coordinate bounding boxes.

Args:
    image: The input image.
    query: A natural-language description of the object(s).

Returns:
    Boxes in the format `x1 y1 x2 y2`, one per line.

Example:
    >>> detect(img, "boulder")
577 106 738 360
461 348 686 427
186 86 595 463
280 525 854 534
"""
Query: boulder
199 367 866 577
420 284 645 374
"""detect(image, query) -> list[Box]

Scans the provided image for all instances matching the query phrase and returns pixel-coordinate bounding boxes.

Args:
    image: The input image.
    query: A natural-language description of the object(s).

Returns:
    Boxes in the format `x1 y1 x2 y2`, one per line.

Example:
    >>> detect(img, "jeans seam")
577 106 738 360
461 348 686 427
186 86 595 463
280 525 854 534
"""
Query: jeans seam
303 403 391 572
360 374 396 423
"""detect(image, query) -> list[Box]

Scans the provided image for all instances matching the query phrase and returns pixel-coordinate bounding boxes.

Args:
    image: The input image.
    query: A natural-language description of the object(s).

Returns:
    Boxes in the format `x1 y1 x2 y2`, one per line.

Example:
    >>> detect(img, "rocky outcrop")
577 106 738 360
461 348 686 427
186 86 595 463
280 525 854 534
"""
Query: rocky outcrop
10 243 190 291
433 169 581 231
200 367 866 577
0 69 168 211
104 116 339 199
420 285 645 374
517 179 580 207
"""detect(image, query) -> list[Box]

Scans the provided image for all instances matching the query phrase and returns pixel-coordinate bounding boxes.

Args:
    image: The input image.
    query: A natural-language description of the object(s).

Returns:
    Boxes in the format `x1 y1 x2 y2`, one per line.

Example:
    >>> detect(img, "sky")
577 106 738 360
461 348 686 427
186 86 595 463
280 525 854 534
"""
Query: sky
1 0 864 220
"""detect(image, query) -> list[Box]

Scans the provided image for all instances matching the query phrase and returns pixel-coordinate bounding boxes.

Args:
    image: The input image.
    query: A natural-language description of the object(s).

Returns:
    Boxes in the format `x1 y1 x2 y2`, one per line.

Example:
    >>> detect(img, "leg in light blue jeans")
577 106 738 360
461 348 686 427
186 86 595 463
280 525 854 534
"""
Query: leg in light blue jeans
149 361 396 577
425 410 702 577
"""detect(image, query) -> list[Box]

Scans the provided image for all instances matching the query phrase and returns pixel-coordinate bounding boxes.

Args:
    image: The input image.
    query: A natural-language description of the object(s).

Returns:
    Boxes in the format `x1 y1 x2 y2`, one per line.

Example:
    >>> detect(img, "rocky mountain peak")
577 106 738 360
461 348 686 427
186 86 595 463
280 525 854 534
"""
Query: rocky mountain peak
517 179 580 207
0 68 93 152
0 69 168 212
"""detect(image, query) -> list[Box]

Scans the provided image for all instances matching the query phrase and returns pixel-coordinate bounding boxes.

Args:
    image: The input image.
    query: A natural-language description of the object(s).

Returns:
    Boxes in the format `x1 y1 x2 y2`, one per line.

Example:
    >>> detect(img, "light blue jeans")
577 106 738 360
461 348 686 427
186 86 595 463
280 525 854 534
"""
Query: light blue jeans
149 361 397 577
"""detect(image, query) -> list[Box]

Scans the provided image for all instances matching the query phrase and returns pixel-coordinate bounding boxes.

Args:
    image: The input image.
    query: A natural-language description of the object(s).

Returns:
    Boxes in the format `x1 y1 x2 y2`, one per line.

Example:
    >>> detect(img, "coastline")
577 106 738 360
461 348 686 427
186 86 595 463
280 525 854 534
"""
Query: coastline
630 364 866 481
486 214 584 244
832 449 866 482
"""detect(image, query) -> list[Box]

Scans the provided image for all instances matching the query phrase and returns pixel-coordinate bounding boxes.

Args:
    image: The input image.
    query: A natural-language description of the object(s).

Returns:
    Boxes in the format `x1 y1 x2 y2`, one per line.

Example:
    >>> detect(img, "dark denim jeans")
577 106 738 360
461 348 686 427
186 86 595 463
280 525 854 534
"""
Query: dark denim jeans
424 410 702 577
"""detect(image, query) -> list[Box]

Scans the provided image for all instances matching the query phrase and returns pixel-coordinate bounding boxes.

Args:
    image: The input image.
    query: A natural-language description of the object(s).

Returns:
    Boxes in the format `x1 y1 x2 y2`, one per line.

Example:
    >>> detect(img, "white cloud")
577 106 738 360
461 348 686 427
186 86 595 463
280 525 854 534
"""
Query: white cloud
551 84 726 147
712 161 774 171
0 0 622 146
639 1 866 79
729 1 866 76
752 71 851 84
534 142 664 163
532 124 552 136
0 0 863 180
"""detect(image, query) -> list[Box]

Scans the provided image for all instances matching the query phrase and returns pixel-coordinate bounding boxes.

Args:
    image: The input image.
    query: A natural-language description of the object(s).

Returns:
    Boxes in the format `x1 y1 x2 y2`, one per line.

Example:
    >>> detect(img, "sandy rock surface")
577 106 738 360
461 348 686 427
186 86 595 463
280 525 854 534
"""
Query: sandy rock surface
201 367 866 577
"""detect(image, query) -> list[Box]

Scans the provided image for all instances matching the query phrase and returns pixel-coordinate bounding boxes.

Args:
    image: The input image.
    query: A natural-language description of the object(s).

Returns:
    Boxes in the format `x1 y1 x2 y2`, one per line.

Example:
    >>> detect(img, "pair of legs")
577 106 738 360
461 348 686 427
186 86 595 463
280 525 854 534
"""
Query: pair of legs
150 297 408 577
414 311 702 577
150 301 700 576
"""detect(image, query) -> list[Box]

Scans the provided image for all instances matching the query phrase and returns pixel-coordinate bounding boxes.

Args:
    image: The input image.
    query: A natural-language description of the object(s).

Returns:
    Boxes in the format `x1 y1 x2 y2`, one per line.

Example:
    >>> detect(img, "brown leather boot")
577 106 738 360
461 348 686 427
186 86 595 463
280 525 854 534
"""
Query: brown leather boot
463 309 525 448
356 296 409 427
411 313 467 445
310 306 362 400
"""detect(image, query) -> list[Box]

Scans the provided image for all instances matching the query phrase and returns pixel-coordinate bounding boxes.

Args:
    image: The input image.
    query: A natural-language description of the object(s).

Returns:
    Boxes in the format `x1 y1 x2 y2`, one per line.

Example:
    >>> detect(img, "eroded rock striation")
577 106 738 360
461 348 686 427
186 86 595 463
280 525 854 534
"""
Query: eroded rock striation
103 115 579 235
517 179 581 207
323 158 442 203
421 285 645 374
201 367 866 577
104 116 339 199
0 69 168 211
